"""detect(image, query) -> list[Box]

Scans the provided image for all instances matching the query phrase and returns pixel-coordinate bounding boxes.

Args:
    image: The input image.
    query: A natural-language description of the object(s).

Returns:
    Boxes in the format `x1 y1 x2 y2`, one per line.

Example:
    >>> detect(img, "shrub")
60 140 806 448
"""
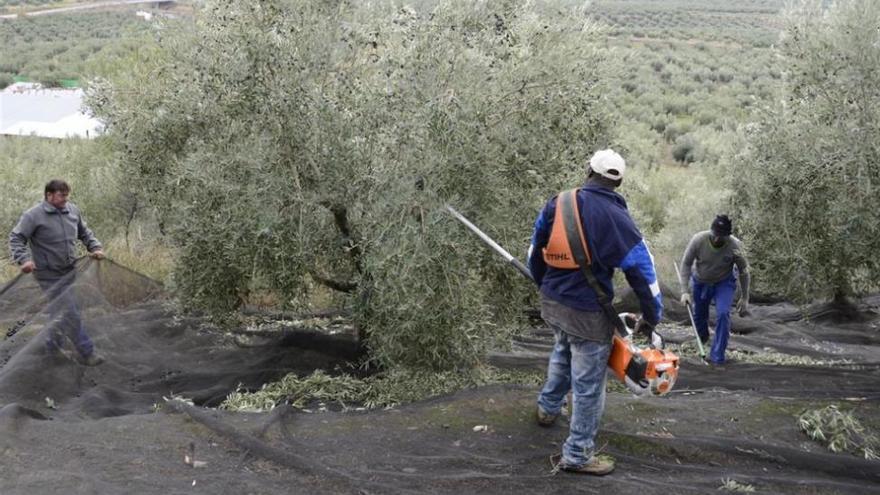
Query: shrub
661 95 690 116
662 118 694 143
671 134 700 164
650 115 669 133
694 108 716 126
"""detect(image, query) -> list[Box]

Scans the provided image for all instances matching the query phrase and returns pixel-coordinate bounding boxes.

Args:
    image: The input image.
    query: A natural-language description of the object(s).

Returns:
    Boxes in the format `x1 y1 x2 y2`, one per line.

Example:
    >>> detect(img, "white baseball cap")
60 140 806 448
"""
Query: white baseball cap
588 149 626 180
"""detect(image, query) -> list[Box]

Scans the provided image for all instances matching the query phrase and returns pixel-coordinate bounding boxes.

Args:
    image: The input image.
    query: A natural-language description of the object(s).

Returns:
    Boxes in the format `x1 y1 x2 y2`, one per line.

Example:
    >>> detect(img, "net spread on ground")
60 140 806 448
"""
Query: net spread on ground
0 259 877 494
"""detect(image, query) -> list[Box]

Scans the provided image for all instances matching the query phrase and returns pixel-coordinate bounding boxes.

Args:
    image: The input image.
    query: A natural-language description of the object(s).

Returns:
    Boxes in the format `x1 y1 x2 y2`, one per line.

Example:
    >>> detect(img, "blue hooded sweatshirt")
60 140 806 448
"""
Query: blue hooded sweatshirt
527 183 663 325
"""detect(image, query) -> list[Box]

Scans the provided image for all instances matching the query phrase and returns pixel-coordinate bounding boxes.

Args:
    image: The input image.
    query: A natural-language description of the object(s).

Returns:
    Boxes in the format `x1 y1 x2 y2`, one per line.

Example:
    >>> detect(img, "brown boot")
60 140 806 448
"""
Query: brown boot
82 352 105 367
560 455 616 476
536 405 558 426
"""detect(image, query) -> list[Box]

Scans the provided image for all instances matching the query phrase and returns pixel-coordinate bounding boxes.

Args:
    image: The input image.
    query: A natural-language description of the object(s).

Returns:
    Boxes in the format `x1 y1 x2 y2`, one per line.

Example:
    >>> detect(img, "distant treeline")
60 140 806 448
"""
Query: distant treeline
0 10 150 88
0 0 77 13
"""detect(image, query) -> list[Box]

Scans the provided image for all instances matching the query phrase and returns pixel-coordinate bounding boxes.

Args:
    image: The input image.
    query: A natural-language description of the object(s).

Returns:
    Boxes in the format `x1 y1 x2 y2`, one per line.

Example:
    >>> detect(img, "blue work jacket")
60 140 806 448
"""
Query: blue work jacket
528 183 663 325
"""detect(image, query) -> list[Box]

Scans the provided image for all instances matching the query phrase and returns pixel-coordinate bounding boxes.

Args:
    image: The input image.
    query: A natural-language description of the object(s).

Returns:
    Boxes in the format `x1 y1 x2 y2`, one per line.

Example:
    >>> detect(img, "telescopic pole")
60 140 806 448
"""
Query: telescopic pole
673 260 707 360
444 205 534 282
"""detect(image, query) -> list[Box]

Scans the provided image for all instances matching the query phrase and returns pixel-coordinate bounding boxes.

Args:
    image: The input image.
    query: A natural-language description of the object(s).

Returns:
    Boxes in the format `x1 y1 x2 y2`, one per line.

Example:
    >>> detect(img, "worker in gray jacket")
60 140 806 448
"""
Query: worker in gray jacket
9 179 106 365
678 214 750 365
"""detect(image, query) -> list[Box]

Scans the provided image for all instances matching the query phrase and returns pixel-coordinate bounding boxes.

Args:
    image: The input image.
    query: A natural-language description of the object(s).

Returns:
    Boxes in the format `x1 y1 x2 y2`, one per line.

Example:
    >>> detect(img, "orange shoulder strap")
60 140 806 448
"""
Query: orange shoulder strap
542 189 591 269
547 189 629 337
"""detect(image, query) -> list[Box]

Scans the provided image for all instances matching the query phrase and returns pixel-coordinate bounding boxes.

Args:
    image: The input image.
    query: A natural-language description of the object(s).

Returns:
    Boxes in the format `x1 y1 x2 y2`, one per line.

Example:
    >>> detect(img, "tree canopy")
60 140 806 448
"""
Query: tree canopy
90 0 614 369
730 0 880 302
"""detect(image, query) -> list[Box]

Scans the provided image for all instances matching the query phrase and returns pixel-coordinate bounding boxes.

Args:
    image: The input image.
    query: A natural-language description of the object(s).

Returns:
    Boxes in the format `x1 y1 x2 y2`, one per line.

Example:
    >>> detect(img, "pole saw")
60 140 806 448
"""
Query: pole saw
673 260 707 362
446 205 679 397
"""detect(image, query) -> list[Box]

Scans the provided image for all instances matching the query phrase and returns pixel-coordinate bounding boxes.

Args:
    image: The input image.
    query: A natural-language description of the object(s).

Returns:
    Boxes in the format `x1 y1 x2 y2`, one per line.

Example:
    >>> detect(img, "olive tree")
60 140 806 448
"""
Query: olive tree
729 0 880 302
90 0 614 369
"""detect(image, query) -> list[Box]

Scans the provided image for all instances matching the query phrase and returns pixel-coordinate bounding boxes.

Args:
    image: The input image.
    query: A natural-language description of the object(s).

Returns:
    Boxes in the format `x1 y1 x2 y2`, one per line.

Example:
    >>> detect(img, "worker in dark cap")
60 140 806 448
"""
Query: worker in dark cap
678 214 750 365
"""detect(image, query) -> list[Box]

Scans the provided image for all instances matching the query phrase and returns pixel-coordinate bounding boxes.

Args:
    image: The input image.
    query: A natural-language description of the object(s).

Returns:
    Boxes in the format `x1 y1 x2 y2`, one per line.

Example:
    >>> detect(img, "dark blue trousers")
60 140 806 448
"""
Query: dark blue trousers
691 272 736 364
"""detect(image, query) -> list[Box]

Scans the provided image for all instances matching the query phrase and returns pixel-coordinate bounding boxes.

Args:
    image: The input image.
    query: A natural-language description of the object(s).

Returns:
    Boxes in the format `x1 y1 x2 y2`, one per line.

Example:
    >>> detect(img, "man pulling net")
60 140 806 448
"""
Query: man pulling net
8 179 106 366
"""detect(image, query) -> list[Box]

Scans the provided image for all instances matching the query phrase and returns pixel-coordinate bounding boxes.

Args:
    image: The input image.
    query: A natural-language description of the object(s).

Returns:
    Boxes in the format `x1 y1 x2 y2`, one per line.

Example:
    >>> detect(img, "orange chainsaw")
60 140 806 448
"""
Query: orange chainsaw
446 205 679 397
612 313 679 396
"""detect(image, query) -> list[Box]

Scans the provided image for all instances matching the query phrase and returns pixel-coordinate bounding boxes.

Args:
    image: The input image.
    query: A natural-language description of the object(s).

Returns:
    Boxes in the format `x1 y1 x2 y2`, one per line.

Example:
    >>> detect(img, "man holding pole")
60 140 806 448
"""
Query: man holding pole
527 149 663 475
678 214 751 366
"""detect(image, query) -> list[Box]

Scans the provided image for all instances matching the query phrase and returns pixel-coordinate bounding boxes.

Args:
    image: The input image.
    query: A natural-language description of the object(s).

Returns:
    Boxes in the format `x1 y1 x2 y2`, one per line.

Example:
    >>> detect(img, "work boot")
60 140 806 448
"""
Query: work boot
44 344 77 364
536 405 558 427
706 359 725 370
82 352 105 367
43 345 66 364
560 454 616 476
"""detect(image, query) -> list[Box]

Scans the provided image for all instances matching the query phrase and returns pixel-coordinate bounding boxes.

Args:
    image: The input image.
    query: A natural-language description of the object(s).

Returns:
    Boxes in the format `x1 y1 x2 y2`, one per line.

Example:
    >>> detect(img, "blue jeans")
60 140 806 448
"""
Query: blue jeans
691 273 736 364
537 326 611 467
38 274 94 358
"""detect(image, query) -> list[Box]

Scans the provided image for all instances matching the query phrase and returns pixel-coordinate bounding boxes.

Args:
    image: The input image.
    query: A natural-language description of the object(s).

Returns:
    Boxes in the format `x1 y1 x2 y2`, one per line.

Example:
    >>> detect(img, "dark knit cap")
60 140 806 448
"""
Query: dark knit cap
711 214 732 236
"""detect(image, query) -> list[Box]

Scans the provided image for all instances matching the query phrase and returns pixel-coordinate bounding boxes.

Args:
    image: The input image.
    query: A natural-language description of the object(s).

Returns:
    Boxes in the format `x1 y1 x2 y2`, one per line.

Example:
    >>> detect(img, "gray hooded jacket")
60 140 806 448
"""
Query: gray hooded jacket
9 201 102 278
